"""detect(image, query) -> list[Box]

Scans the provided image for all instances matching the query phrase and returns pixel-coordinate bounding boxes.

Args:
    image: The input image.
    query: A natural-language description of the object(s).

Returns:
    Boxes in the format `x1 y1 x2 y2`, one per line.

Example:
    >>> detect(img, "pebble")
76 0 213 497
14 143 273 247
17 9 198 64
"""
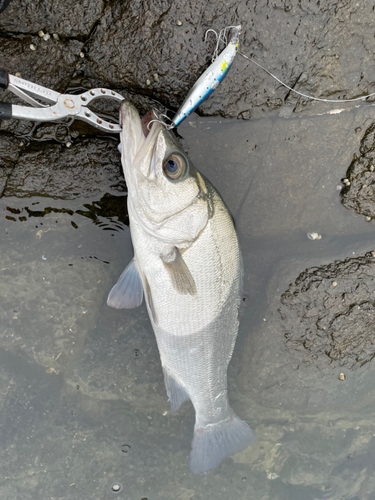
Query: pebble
366 216 372 222
30 44 36 51
370 165 374 172
146 79 151 86
66 142 72 148
153 73 159 83
307 232 321 240
339 373 345 381
15 72 21 77
332 281 337 287
267 472 279 480
80 52 85 58
343 178 351 186
38 30 45 37
176 20 182 26
43 33 50 41
53 33 60 40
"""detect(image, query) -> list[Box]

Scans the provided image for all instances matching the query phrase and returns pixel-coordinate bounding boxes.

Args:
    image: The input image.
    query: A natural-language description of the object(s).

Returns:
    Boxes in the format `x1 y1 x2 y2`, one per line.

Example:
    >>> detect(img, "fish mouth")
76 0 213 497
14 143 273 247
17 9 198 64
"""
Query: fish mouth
140 109 159 138
119 102 162 177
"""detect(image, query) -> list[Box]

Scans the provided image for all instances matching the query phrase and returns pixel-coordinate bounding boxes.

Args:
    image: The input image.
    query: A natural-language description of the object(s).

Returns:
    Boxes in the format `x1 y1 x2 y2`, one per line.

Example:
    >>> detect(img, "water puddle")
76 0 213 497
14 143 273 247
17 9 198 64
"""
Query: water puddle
1 104 375 499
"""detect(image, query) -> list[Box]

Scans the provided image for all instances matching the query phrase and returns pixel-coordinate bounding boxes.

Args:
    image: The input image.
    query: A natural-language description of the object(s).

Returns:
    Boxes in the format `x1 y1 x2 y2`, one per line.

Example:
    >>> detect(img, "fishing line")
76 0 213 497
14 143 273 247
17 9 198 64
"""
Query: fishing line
238 51 375 103
205 25 375 103
148 25 374 134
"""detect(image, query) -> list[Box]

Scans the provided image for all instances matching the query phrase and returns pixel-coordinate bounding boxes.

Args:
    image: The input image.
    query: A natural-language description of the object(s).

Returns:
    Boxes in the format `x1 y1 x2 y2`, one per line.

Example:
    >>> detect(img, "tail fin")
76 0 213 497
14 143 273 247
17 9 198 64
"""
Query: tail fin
190 414 255 475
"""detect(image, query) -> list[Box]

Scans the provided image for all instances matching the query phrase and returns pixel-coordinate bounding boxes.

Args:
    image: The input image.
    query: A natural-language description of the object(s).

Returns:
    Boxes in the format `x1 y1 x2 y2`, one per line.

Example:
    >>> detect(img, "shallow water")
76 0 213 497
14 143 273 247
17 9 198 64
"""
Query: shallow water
1 103 375 500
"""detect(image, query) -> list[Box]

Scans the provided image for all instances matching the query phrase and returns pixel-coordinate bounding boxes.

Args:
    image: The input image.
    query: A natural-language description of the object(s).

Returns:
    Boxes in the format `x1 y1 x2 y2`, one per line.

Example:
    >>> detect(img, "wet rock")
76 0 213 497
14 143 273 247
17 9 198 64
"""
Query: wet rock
280 251 375 370
3 138 125 199
0 0 103 37
0 133 21 165
84 0 214 114
238 242 375 414
0 169 11 198
341 123 375 219
1 0 374 137
0 36 83 93
0 133 23 196
0 35 83 135
84 0 375 119
227 0 375 119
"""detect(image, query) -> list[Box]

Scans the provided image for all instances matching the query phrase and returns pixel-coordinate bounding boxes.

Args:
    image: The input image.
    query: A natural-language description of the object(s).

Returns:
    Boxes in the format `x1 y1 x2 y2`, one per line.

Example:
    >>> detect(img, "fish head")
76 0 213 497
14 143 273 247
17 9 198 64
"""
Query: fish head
119 101 212 245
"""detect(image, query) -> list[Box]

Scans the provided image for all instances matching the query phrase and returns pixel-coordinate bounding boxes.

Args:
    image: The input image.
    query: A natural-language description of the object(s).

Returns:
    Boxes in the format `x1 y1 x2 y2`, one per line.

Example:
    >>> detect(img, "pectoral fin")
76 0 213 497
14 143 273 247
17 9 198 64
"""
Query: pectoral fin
161 248 197 296
107 258 143 309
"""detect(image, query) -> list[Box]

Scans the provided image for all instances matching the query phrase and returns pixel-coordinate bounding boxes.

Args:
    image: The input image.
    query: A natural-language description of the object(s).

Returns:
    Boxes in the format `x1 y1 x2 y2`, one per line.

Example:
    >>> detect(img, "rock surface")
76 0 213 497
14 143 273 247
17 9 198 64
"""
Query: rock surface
280 251 375 370
1 0 375 196
83 0 375 119
341 123 375 220
3 138 125 199
0 0 103 37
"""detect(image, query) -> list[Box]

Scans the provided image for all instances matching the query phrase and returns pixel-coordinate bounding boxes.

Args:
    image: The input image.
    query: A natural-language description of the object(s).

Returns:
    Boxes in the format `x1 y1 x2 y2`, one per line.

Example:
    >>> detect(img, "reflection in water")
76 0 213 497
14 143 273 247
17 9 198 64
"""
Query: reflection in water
4 193 128 232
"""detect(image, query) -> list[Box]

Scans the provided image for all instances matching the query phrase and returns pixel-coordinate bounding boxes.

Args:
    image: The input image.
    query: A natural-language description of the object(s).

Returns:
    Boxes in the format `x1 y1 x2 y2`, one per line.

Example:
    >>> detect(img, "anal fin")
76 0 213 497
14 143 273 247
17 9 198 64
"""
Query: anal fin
163 368 190 413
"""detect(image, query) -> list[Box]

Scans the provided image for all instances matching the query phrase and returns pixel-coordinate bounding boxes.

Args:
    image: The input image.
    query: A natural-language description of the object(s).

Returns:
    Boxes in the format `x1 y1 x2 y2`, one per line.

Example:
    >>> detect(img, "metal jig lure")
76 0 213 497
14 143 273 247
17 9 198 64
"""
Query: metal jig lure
168 25 241 129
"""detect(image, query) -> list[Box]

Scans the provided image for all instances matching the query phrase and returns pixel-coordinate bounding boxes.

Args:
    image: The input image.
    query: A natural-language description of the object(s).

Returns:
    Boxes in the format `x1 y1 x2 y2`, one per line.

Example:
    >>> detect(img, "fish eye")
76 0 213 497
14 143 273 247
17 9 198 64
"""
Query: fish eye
163 153 187 181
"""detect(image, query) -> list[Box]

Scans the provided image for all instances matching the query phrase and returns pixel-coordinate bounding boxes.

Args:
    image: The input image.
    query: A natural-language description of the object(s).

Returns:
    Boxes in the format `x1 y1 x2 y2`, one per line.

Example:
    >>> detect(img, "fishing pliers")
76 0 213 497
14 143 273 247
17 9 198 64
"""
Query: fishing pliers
0 69 123 133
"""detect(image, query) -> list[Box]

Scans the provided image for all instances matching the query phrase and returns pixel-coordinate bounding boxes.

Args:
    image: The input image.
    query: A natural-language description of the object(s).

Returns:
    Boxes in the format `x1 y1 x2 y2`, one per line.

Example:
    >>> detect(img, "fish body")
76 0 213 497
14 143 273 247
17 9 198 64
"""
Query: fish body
108 102 255 474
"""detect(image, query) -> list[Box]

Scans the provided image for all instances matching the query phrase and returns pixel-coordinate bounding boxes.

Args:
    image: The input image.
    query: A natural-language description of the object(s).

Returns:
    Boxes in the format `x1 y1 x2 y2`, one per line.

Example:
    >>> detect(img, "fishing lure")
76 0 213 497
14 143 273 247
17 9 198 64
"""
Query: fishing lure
169 25 241 128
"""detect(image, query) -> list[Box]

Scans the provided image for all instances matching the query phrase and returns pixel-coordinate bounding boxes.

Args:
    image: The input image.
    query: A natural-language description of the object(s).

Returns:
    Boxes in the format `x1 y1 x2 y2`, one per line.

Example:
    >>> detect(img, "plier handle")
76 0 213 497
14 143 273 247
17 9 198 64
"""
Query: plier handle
0 69 123 133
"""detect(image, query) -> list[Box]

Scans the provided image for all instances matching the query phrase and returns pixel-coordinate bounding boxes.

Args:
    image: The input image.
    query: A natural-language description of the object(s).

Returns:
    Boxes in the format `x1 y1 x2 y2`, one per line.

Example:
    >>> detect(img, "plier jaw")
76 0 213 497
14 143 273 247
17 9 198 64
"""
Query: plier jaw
0 69 123 133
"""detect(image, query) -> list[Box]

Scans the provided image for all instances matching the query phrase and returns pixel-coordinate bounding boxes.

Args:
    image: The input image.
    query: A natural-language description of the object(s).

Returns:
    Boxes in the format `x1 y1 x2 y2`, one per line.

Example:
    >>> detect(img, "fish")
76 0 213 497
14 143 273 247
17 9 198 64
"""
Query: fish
107 101 255 474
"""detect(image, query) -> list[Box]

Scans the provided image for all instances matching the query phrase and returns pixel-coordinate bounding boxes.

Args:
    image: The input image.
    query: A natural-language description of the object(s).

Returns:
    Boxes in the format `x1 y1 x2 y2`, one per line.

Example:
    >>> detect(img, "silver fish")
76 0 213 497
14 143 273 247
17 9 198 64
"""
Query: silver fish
108 102 255 474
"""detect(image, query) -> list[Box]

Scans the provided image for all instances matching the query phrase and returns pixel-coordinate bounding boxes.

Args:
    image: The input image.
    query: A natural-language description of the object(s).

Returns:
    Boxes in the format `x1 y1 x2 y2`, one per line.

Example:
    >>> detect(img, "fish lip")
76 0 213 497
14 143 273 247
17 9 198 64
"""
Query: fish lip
141 109 159 138
119 101 163 177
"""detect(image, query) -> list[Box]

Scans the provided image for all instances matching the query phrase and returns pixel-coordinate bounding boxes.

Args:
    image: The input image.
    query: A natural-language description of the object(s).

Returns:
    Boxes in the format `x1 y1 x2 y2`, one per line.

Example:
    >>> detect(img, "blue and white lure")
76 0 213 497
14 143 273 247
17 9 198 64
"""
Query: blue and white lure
168 25 241 129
